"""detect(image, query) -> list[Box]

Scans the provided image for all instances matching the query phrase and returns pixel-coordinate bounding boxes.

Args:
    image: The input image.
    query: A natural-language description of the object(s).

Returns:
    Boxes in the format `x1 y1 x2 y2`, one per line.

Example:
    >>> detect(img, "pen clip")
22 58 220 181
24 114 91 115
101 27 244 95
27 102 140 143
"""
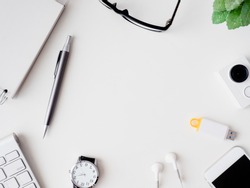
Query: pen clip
54 51 62 78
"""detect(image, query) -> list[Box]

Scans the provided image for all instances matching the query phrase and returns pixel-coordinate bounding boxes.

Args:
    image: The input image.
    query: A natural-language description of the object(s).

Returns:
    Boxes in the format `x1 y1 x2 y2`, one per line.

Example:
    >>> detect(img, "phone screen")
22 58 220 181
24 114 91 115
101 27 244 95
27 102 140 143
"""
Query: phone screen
212 155 250 187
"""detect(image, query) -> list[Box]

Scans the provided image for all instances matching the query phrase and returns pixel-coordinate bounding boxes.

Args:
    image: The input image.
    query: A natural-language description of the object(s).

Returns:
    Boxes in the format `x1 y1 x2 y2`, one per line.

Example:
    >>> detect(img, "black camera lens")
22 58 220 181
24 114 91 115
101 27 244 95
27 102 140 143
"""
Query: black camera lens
230 64 249 83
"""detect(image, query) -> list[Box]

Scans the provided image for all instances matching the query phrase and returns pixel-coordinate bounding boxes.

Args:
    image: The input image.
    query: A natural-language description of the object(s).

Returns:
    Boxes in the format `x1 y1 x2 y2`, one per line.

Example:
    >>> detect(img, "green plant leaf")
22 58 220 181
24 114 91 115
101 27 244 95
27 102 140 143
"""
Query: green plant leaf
225 0 244 11
212 11 228 24
241 0 250 26
226 5 243 29
213 0 226 11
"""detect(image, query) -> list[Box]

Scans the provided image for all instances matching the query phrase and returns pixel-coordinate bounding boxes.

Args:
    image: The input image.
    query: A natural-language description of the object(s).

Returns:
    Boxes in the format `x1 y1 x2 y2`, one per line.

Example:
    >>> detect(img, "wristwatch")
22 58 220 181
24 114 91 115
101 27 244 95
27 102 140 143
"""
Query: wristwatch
70 156 99 188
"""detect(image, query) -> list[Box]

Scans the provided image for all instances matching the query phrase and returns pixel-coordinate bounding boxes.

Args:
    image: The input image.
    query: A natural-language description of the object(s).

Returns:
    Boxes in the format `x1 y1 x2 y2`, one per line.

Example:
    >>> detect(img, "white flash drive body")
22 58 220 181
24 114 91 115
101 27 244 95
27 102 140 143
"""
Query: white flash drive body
190 118 236 141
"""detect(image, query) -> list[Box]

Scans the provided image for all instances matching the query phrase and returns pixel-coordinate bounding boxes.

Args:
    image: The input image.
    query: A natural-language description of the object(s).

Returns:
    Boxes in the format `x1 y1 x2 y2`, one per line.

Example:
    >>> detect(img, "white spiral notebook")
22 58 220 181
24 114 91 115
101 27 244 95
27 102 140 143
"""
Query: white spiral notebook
0 0 65 104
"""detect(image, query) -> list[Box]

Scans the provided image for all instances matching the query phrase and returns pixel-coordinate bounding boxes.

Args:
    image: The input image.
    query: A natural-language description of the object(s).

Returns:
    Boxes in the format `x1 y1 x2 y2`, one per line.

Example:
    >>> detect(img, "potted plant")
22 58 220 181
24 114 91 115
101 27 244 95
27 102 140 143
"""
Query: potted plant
212 0 250 29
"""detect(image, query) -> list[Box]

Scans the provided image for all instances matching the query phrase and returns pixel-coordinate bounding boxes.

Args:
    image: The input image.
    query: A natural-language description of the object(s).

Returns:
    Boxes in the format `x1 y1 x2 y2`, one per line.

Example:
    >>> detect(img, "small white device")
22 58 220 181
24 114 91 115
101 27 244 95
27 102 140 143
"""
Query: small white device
151 162 163 188
204 146 250 188
219 56 250 108
165 153 183 188
190 118 237 141
0 133 40 188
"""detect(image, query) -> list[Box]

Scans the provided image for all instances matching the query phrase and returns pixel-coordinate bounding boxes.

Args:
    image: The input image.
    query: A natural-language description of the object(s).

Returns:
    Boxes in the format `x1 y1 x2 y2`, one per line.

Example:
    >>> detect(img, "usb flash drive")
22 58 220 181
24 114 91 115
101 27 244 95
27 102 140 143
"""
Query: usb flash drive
190 118 237 141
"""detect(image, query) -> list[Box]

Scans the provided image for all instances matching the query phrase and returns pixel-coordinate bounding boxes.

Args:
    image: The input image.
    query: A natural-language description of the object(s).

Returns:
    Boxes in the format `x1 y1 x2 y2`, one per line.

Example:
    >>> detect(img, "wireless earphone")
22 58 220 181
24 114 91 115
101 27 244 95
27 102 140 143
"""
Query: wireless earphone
165 152 183 188
151 162 163 188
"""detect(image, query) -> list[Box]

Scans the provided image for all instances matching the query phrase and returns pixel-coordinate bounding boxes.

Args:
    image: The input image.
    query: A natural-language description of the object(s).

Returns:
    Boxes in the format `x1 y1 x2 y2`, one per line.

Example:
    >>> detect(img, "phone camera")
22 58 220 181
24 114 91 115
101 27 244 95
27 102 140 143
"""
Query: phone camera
230 64 249 83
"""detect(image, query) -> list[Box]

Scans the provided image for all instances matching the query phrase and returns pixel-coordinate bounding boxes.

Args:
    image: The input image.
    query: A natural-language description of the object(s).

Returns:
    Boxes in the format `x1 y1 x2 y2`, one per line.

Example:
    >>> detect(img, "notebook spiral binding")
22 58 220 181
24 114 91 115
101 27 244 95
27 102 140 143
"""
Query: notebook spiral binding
0 89 8 105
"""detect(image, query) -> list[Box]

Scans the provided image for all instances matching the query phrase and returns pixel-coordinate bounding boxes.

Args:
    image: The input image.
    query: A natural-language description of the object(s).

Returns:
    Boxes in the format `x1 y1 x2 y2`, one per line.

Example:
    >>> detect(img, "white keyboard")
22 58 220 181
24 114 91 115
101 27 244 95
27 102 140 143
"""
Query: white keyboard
0 133 40 188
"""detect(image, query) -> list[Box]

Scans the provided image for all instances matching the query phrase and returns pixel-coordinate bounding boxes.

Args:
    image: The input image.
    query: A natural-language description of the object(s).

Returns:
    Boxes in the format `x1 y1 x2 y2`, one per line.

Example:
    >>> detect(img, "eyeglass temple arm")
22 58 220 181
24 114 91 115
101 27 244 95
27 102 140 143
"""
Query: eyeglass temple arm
122 14 171 31
119 0 181 31
169 0 181 25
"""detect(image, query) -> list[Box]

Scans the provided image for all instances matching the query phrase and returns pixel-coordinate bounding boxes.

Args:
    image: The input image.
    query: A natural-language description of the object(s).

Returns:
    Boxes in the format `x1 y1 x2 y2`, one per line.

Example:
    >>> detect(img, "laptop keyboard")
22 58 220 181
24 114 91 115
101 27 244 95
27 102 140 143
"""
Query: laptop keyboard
0 134 40 188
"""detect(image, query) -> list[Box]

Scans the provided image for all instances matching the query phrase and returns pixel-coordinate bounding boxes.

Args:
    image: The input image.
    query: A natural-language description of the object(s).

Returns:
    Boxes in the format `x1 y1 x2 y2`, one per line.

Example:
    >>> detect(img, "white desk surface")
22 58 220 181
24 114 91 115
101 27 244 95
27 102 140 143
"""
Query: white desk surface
1 0 250 187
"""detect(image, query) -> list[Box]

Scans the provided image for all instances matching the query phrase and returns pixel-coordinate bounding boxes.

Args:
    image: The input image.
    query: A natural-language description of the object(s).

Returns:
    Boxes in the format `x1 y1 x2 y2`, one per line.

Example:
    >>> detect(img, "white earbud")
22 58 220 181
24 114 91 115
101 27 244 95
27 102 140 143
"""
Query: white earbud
151 162 163 181
151 162 163 188
165 152 178 170
165 152 183 188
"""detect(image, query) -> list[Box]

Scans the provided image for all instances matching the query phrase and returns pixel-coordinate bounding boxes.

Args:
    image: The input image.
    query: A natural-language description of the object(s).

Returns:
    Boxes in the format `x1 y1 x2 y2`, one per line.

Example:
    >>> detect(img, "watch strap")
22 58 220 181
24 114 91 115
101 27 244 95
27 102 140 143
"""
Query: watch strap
79 156 96 164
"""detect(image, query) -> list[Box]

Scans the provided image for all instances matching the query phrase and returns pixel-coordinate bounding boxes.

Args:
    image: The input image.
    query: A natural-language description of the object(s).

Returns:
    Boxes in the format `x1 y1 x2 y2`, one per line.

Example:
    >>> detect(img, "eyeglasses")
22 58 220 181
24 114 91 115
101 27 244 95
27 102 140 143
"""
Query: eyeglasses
99 0 181 32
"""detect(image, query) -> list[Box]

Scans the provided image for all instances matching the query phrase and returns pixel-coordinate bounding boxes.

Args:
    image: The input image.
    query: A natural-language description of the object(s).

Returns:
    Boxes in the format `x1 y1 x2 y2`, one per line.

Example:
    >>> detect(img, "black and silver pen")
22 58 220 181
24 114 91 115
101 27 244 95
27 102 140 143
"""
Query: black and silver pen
43 35 72 138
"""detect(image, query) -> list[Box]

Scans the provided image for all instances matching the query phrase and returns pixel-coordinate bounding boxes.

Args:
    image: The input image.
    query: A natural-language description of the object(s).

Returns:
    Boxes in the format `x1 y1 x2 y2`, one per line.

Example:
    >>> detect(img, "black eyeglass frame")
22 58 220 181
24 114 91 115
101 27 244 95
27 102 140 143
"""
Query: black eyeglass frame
99 0 181 32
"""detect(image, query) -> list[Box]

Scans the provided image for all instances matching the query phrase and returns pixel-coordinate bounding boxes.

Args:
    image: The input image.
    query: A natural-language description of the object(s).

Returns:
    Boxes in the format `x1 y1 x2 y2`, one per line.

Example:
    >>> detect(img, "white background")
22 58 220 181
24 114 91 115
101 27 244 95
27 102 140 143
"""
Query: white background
1 0 250 188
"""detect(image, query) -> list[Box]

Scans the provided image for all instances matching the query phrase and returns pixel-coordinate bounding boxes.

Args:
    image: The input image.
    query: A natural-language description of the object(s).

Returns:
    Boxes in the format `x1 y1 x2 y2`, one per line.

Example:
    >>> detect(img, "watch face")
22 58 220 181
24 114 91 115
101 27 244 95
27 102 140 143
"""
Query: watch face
71 160 99 188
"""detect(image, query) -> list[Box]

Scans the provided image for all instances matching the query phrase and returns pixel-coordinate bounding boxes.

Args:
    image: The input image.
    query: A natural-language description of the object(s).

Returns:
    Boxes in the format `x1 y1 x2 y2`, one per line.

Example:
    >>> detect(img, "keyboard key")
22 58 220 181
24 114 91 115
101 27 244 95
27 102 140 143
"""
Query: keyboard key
4 177 19 188
5 151 19 162
0 169 6 181
0 158 6 166
23 183 36 188
16 171 32 186
4 159 25 177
